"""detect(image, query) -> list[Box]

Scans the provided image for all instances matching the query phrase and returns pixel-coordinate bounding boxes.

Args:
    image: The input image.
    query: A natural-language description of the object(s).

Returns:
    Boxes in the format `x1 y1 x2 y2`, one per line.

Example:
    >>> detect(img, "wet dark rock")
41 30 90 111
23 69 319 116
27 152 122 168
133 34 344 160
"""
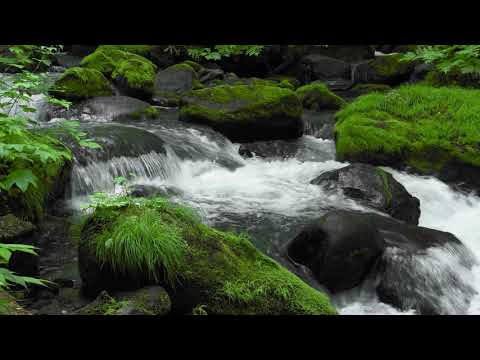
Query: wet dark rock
306 45 375 63
129 184 183 198
46 96 155 123
297 55 351 84
287 210 386 293
311 163 421 224
199 68 225 84
302 110 336 139
64 123 166 166
353 54 416 86
0 214 38 277
287 210 475 314
155 64 196 94
53 53 83 69
238 145 255 158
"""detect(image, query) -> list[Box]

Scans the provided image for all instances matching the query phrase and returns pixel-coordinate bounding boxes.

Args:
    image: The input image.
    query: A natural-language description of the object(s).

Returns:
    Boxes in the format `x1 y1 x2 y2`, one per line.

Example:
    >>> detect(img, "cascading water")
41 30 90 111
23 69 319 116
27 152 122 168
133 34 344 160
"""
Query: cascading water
43 107 480 315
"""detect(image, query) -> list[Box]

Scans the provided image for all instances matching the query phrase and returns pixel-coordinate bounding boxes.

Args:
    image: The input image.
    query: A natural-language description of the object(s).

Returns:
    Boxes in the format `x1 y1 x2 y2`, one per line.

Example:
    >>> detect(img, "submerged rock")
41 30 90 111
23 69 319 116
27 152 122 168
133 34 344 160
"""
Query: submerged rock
78 197 337 315
287 210 476 314
311 163 421 224
179 84 304 142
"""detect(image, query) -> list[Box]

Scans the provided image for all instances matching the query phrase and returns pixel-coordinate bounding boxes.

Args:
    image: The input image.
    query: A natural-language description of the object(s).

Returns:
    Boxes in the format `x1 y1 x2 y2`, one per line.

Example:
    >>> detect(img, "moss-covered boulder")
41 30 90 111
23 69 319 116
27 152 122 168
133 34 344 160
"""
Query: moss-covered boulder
51 67 114 101
81 47 158 100
179 85 304 142
334 84 480 189
354 54 415 85
296 83 346 111
78 197 337 315
155 63 197 94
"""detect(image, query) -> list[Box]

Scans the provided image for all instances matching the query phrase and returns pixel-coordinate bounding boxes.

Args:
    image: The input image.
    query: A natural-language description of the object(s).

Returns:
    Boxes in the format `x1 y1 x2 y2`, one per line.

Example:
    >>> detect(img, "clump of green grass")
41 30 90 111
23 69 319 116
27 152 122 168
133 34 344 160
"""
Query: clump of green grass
93 207 188 288
335 84 480 172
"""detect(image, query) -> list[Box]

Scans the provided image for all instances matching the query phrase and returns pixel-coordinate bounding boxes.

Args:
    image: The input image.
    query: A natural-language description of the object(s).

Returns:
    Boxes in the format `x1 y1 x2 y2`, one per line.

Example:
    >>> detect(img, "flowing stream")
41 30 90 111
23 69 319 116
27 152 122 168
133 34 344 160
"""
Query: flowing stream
35 107 480 315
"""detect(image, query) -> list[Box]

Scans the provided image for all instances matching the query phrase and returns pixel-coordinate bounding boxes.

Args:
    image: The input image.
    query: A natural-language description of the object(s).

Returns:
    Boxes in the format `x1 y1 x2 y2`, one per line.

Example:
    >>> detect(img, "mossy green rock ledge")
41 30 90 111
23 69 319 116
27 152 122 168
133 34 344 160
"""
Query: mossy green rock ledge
78 197 337 315
179 85 304 142
52 67 114 101
296 83 346 111
335 84 480 189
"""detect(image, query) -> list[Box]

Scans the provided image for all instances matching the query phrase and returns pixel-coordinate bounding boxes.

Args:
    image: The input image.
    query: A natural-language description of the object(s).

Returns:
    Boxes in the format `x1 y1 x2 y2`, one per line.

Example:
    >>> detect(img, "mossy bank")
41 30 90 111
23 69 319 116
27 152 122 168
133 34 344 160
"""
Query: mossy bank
335 84 480 189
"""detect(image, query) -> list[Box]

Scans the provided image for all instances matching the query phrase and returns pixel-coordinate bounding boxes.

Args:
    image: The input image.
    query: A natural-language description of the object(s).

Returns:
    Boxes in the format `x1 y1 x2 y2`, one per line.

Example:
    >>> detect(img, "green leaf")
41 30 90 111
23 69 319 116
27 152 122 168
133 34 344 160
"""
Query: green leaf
0 169 38 192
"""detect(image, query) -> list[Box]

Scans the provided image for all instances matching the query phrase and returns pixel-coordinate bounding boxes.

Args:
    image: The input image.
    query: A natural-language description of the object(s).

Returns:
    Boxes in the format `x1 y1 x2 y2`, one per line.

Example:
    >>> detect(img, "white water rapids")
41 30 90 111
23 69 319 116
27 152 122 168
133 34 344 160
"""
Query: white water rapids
67 117 480 315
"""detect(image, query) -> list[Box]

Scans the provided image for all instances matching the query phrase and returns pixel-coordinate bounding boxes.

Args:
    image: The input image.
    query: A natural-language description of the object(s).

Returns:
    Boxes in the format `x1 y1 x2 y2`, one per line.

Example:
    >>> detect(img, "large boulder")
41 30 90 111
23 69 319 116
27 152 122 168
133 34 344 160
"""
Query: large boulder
287 210 476 314
287 210 386 293
80 47 158 100
51 67 114 101
179 84 304 142
310 163 421 225
78 197 337 315
353 54 415 85
154 63 198 105
46 96 159 123
297 55 351 84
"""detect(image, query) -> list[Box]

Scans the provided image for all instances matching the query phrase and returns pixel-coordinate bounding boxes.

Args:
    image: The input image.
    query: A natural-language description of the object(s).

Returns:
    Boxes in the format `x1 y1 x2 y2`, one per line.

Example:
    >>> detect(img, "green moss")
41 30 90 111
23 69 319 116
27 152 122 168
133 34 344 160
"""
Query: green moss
192 79 205 90
296 83 346 110
183 60 203 73
351 83 392 95
170 63 197 75
0 291 29 315
424 70 480 89
81 47 157 95
111 57 156 93
96 45 153 57
52 67 113 101
371 54 413 78
335 84 480 174
376 168 392 207
180 84 302 124
129 106 160 120
80 197 337 315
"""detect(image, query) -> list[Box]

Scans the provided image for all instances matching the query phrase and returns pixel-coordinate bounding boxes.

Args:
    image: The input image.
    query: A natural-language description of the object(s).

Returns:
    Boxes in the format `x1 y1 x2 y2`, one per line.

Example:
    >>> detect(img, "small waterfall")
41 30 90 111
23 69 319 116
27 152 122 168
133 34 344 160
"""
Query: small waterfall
72 149 182 196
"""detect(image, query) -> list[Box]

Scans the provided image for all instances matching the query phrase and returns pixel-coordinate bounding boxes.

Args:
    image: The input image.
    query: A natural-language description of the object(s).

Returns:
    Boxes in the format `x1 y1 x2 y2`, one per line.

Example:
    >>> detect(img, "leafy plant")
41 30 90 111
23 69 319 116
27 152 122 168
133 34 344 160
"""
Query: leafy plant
165 45 264 61
403 45 480 75
0 243 46 291
0 45 101 195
